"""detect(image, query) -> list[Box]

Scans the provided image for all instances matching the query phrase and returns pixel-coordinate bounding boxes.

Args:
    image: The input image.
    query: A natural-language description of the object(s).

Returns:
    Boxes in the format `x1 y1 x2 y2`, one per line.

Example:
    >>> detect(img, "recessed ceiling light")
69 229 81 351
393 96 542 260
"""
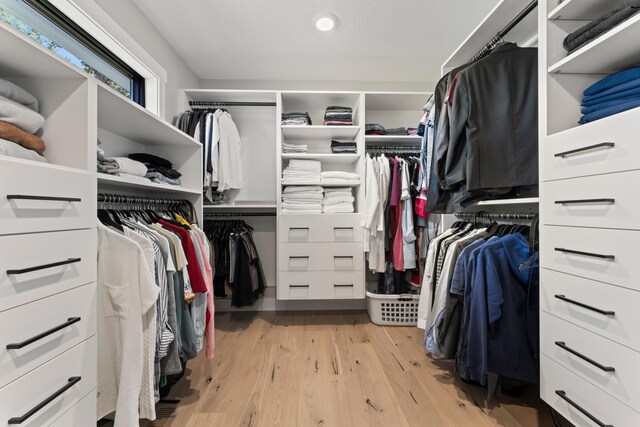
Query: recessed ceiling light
314 13 337 32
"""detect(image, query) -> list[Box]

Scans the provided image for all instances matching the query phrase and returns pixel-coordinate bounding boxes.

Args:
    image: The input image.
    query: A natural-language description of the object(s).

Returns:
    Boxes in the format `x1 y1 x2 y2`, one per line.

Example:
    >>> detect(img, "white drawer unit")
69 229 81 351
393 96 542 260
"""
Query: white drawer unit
541 355 640 427
49 389 96 427
279 214 362 243
541 108 640 182
541 170 640 230
278 270 365 300
0 159 95 235
540 225 638 292
540 269 640 352
540 312 640 411
0 283 96 388
0 336 97 427
278 242 363 272
0 228 97 312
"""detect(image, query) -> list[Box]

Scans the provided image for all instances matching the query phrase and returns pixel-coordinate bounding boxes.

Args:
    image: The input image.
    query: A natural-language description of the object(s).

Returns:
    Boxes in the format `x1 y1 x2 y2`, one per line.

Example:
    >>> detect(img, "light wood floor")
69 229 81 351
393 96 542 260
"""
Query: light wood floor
163 311 556 427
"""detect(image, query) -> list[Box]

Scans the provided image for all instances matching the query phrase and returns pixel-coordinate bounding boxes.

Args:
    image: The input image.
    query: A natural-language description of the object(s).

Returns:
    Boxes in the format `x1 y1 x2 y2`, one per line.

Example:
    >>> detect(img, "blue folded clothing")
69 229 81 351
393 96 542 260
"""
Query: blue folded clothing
579 97 640 124
581 96 640 114
583 67 640 96
582 84 640 106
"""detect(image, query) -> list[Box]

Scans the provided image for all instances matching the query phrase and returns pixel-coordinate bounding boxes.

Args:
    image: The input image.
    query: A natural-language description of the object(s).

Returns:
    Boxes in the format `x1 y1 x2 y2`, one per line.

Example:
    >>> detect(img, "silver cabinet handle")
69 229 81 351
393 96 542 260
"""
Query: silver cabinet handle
555 142 614 158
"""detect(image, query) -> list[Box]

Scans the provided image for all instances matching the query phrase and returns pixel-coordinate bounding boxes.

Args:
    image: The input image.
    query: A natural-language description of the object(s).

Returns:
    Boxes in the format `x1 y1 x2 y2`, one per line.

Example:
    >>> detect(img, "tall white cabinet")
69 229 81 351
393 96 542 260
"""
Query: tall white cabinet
540 1 640 425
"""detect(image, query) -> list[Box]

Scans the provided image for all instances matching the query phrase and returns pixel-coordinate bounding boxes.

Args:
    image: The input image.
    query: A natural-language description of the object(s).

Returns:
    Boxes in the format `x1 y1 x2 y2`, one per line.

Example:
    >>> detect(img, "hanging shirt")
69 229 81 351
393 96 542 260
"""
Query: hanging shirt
401 160 417 269
217 111 243 191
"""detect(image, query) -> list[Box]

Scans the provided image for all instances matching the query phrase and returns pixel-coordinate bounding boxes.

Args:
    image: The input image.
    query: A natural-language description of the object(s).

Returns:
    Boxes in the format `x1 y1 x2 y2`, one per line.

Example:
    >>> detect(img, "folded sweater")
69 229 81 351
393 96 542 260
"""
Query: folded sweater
0 121 45 153
102 157 148 177
0 95 45 134
0 79 39 111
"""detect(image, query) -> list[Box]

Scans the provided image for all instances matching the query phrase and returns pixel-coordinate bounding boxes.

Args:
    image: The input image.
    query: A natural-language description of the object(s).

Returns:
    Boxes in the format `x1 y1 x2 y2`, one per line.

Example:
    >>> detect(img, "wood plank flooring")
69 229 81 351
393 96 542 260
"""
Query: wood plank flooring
162 311 556 427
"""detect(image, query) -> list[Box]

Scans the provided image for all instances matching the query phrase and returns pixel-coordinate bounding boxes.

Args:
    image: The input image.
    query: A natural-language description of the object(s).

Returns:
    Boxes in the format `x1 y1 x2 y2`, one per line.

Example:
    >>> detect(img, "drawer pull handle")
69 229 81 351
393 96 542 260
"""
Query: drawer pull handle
554 390 613 427
289 284 309 288
8 376 81 425
290 227 309 231
334 284 354 288
554 248 614 260
555 341 615 372
6 194 82 203
289 256 309 260
555 198 615 205
6 257 82 275
334 256 354 259
334 227 354 230
554 295 615 316
554 142 615 158
6 317 81 350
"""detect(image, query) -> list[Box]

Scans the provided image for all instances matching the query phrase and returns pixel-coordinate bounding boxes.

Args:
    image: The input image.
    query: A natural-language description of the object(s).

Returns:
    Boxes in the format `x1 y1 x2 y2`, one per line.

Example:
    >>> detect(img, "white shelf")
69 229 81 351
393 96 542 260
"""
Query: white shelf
548 0 627 21
98 174 201 195
365 135 422 145
183 89 277 103
281 125 361 140
97 84 200 148
470 197 539 206
204 201 277 210
281 153 360 164
549 13 640 74
281 180 360 187
364 92 430 111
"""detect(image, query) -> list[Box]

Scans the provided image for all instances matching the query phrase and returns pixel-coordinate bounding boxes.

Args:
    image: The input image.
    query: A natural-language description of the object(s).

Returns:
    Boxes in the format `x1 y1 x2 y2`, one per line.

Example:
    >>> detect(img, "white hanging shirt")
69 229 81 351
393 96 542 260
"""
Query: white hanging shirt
217 111 243 191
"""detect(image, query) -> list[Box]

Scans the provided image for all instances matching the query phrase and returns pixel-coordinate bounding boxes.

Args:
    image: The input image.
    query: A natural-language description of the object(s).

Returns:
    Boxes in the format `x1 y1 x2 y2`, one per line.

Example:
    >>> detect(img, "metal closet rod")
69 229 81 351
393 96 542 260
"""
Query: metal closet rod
455 211 537 221
469 0 538 63
98 193 189 208
204 212 276 218
367 145 421 152
189 101 277 107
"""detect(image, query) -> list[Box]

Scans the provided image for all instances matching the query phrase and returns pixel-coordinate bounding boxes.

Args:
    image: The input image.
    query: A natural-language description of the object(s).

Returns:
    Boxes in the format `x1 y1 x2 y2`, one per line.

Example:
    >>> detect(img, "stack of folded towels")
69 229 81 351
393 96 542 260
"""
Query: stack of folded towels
283 142 307 153
324 106 353 126
282 159 321 184
321 170 360 185
282 186 323 214
365 123 386 135
579 66 640 124
331 140 357 154
0 79 47 163
129 153 182 185
282 112 312 126
322 187 355 213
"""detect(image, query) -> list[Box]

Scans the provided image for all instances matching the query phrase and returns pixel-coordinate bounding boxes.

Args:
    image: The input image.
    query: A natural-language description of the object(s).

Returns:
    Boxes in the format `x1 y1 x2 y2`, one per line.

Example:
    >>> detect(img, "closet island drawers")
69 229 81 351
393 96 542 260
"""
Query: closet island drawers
0 228 96 312
0 159 95 235
541 354 640 427
279 214 362 243
541 225 638 291
541 108 640 181
278 271 364 300
541 269 640 352
0 283 96 387
541 170 640 230
540 312 640 411
279 243 363 271
0 336 96 427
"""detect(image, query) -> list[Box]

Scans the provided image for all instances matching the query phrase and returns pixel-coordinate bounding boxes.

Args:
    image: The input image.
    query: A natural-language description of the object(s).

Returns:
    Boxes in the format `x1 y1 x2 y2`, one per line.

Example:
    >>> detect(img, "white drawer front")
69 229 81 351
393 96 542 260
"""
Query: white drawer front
541 269 640 352
0 336 97 427
50 389 96 427
0 283 96 388
541 225 637 291
0 228 96 311
278 271 365 300
279 214 362 243
279 242 363 272
0 159 95 235
541 355 640 427
541 108 640 181
541 170 640 230
541 312 640 411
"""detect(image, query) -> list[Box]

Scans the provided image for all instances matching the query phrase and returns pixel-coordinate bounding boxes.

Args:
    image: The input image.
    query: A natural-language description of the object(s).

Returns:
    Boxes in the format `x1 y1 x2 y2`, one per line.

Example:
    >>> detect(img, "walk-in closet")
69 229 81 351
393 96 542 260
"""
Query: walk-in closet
0 0 638 425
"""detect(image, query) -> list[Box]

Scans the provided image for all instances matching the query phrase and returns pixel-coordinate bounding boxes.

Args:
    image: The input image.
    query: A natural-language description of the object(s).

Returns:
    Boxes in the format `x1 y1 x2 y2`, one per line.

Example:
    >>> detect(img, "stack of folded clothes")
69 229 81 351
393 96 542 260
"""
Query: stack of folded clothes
99 155 149 183
282 159 321 184
0 79 47 162
365 123 386 135
282 112 312 126
579 66 640 124
282 186 323 214
322 187 354 213
283 142 307 153
129 152 182 186
564 0 640 54
321 170 360 185
385 127 408 135
324 106 353 126
331 140 357 153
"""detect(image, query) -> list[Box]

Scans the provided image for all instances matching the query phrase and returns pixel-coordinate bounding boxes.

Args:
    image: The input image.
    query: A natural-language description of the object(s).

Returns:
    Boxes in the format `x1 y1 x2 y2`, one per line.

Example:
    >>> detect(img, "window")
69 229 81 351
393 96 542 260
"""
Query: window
0 0 145 105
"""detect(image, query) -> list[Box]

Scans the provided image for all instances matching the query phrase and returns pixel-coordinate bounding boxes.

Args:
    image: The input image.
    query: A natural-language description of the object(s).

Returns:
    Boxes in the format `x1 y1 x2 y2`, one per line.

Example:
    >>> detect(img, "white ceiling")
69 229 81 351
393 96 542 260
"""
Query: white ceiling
132 0 499 84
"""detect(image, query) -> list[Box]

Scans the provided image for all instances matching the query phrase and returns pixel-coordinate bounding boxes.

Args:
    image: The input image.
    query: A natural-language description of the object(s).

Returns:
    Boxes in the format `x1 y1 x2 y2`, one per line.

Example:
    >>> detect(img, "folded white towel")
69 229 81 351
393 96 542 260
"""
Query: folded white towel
282 202 322 211
321 171 360 180
0 95 45 134
102 157 148 177
288 159 321 170
283 193 324 201
0 138 47 162
282 179 322 184
283 186 323 194
322 196 355 205
282 209 321 214
323 204 355 213
0 79 39 111
323 187 352 194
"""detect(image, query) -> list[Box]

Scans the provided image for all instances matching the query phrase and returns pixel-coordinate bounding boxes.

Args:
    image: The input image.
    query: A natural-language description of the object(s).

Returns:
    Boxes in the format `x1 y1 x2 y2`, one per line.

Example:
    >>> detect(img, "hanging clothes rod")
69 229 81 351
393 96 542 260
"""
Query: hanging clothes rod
469 0 538 63
367 145 421 152
188 101 277 107
455 211 537 222
203 212 276 218
98 193 190 209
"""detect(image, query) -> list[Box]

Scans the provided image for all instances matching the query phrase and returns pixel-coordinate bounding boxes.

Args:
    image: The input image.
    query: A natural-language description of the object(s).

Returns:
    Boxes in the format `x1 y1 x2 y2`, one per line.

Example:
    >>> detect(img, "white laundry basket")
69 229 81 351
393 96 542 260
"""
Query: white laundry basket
366 291 420 326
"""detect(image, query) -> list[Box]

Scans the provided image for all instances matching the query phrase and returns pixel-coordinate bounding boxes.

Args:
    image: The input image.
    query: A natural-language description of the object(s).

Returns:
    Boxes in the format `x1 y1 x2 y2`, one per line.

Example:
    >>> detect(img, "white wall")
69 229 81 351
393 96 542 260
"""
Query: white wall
199 79 435 93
